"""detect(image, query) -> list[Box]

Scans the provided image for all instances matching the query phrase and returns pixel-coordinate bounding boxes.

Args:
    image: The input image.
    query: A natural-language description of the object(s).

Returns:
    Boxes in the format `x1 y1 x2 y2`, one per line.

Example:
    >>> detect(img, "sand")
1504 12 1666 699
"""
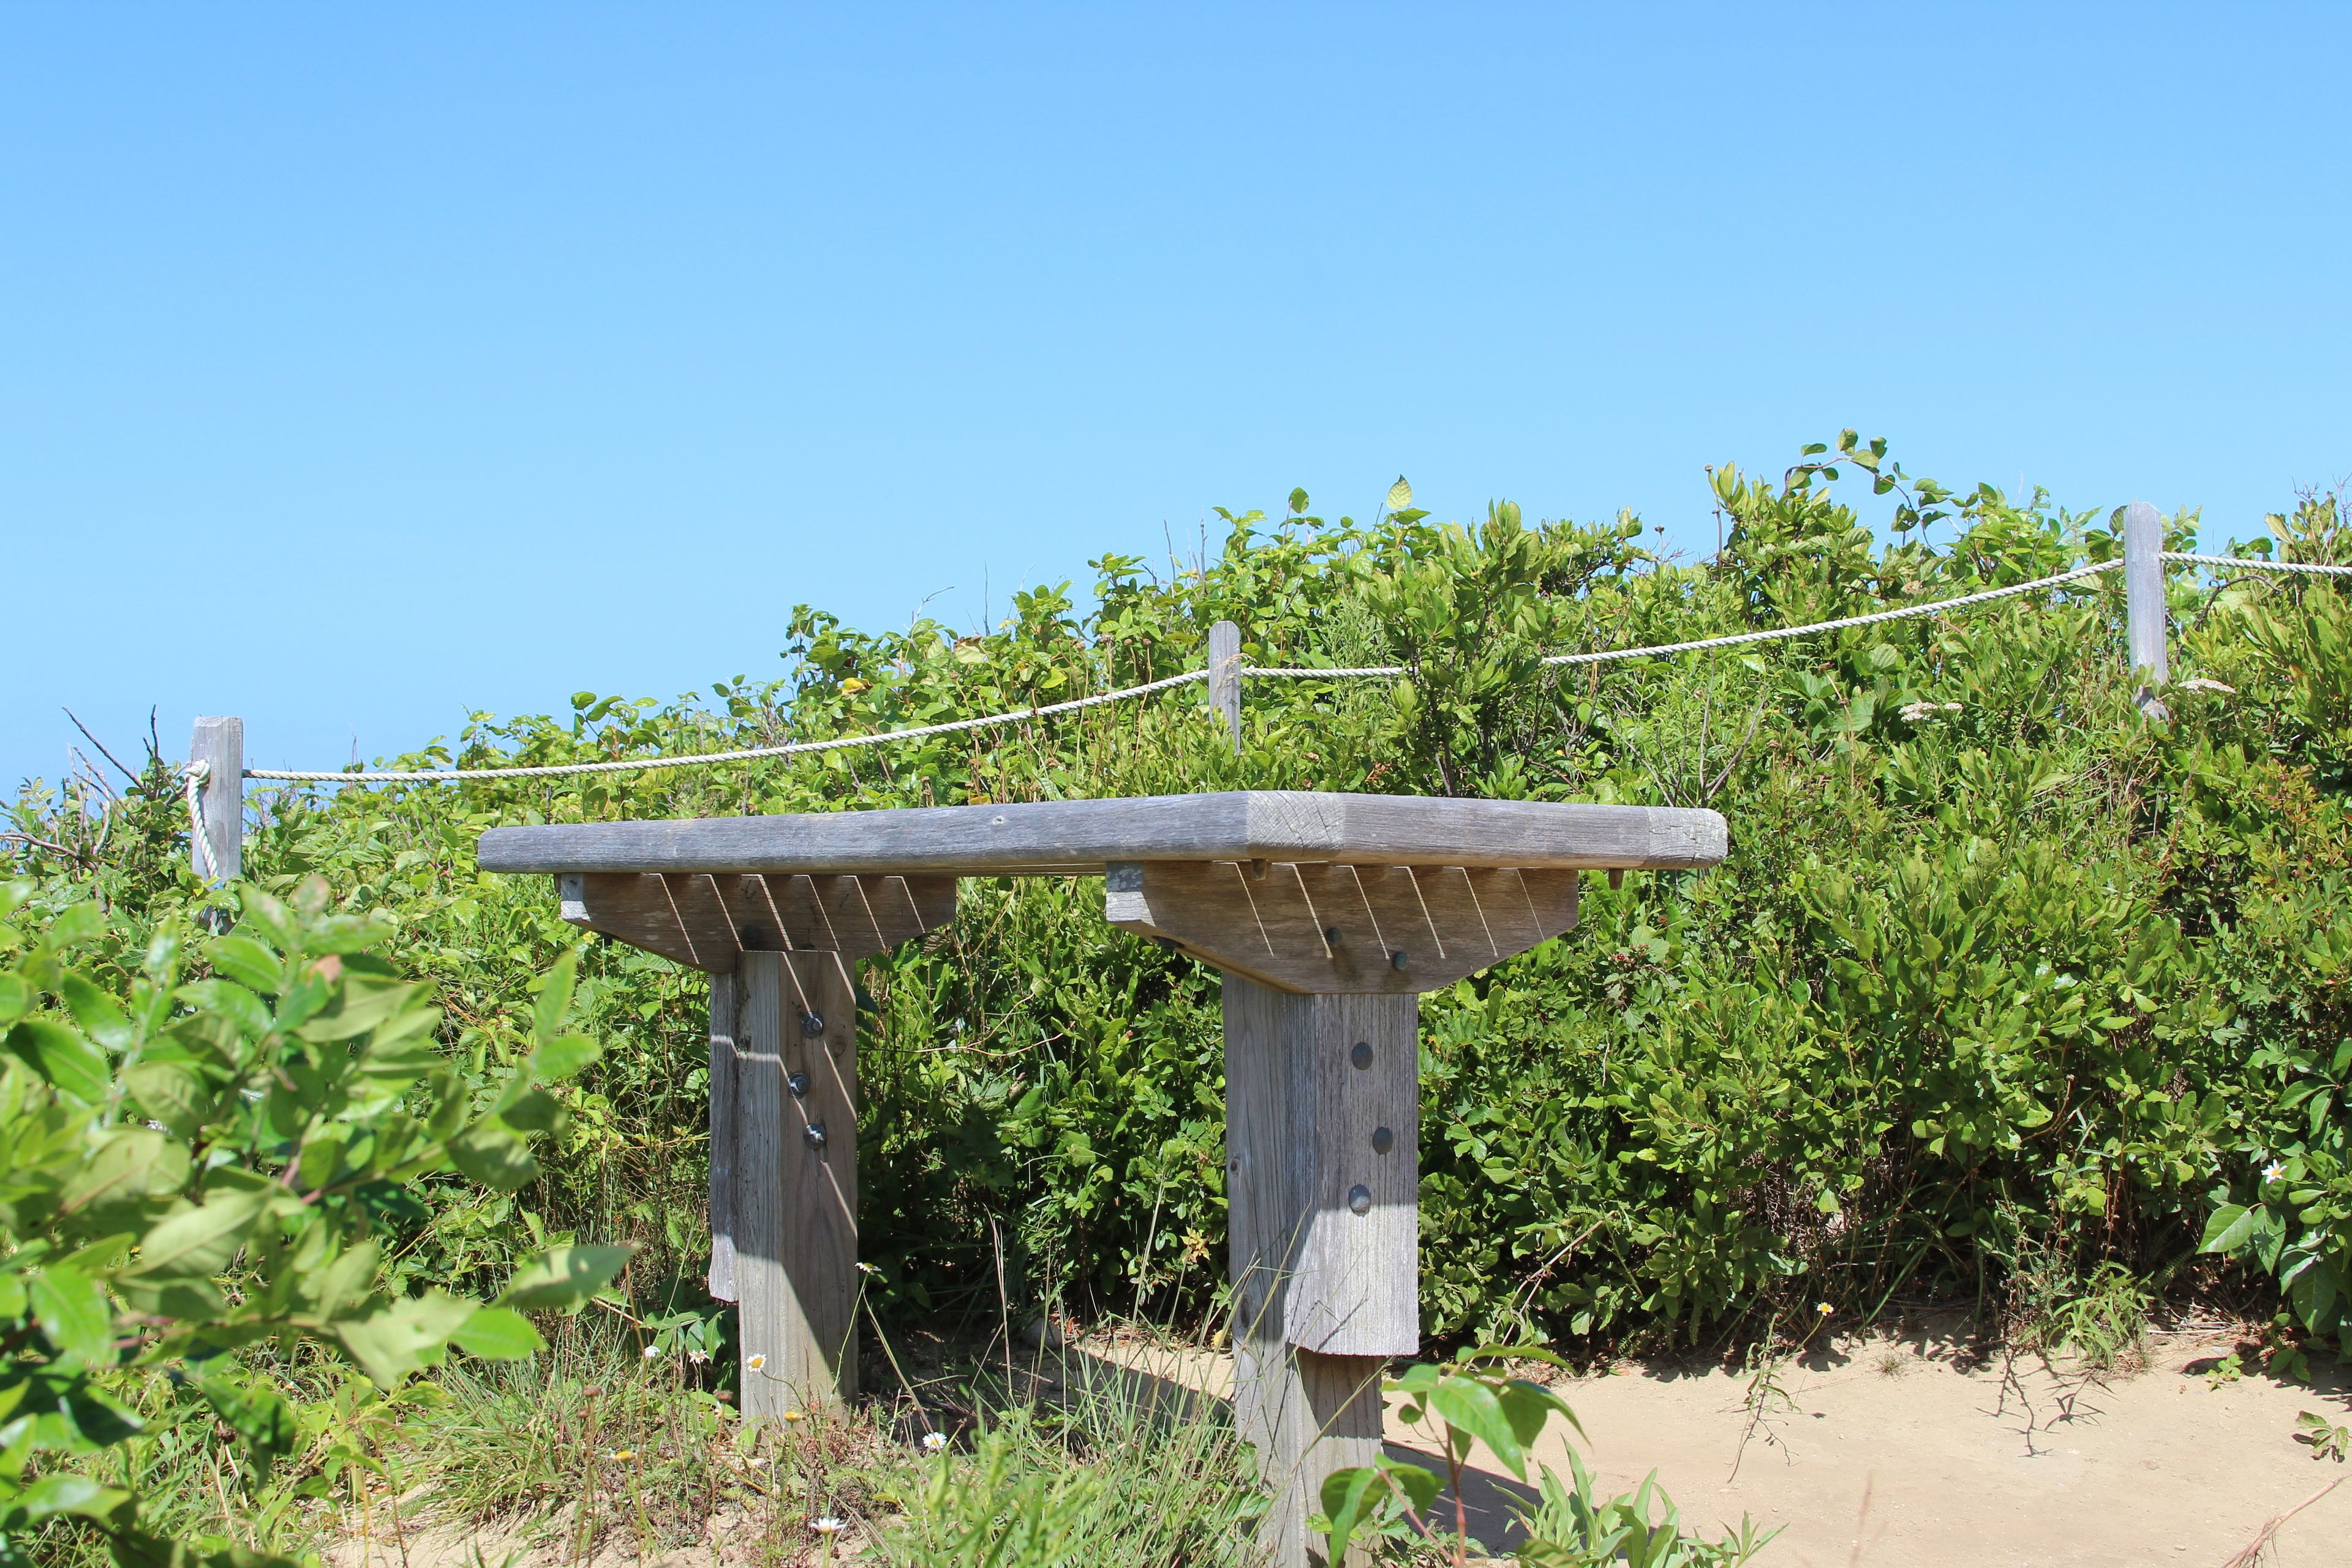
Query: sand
1077 1324 2352 1566
329 1324 2352 1566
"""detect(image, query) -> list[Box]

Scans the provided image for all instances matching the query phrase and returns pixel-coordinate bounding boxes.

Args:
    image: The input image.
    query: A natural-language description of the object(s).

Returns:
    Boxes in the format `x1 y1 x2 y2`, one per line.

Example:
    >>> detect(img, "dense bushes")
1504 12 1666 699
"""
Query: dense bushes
10 441 2352 1374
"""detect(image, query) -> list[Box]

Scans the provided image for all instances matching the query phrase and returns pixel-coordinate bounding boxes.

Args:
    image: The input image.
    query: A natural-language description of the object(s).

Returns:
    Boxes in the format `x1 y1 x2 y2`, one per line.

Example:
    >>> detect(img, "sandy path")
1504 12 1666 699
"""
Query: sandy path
1077 1328 2352 1566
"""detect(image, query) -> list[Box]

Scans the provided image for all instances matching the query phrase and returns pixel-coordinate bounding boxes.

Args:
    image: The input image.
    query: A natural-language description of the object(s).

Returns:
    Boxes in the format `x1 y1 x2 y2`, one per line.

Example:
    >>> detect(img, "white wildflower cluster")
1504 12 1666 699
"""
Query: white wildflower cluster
1898 700 1964 723
2179 677 2236 695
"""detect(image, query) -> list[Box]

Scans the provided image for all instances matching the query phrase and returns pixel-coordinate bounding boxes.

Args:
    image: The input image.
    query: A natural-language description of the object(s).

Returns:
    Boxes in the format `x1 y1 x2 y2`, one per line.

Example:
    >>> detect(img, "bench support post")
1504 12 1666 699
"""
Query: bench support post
1225 977 1419 1567
718 951 860 1423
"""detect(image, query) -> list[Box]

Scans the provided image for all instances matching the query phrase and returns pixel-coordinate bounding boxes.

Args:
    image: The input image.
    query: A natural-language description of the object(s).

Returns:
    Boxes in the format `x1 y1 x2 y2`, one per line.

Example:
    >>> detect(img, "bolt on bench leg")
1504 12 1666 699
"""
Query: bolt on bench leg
728 951 859 1424
1225 976 1419 1568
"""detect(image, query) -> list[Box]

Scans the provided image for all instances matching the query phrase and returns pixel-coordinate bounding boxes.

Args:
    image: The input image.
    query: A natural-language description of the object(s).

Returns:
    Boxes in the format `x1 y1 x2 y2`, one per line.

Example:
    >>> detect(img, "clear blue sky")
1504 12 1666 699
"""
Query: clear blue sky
6 6 2348 790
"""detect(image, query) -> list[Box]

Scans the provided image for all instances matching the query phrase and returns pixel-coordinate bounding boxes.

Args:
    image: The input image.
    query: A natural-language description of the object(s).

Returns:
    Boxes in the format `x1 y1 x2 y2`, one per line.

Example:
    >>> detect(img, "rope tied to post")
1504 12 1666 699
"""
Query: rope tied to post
181 760 215 881
217 548 2346 788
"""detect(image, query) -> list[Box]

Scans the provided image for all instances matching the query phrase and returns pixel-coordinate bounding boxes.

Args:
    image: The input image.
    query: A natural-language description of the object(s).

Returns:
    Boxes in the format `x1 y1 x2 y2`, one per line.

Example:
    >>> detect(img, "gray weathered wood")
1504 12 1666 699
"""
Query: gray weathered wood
1227 977 1414 1566
1208 620 1243 752
189 717 243 883
555 871 954 972
707 971 741 1303
2124 499 2171 718
734 951 859 1422
1107 859 1578 993
480 793 1727 878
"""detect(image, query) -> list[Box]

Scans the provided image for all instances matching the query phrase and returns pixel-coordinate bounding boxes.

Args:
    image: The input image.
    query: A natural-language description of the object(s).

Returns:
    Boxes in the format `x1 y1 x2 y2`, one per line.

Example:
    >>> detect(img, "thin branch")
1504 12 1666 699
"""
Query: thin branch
63 707 141 786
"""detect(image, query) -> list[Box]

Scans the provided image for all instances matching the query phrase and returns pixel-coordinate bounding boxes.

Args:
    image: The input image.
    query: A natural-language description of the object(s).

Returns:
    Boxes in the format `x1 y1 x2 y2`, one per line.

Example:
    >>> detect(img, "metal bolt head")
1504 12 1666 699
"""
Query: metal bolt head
800 1011 824 1037
1324 925 1343 946
1371 1126 1395 1155
803 1121 827 1149
1348 1184 1373 1216
1350 1041 1373 1069
1390 950 1408 971
786 1071 811 1099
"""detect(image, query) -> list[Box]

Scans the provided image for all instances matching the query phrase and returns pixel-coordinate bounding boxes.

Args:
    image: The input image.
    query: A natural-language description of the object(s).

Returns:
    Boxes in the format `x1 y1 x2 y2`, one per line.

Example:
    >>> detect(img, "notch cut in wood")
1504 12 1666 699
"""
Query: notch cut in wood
555 871 954 972
1105 860 1579 993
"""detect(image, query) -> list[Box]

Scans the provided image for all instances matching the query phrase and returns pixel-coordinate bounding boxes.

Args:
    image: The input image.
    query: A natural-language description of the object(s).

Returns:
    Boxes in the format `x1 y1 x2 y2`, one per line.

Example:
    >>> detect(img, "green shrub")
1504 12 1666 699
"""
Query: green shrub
11 439 2352 1369
0 878 627 1566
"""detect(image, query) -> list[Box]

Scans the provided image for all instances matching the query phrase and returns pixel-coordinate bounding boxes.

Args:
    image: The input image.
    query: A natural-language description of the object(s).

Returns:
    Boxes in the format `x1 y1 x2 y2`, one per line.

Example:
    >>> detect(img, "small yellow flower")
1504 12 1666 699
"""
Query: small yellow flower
1815 1302 1833 1317
606 1449 635 1462
783 1409 806 1423
745 1354 766 1371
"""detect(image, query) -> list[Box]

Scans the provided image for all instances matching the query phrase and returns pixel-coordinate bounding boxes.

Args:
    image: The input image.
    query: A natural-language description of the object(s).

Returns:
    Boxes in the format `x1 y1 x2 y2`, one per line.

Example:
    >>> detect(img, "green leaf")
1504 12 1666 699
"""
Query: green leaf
125 1061 211 1139
206 934 285 993
174 979 273 1042
193 1373 299 1481
450 1306 548 1360
1288 487 1310 515
333 1291 477 1388
447 1122 541 1192
15 1472 132 1524
495 1244 633 1312
129 1185 270 1283
60 974 135 1054
7 1019 108 1103
533 948 579 1047
0 971 31 1023
530 1034 600 1084
30 1265 113 1363
498 1088 569 1136
45 902 105 949
295 971 424 1043
2200 1203 2259 1254
1385 477 1413 513
1426 1374 1526 1477
1317 1464 1388 1562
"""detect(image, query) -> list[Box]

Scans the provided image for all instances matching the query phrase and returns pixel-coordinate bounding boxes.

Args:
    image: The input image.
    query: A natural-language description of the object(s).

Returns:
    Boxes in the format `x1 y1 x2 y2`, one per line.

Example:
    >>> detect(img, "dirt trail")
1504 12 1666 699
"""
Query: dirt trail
1079 1326 2352 1566
330 1327 2351 1567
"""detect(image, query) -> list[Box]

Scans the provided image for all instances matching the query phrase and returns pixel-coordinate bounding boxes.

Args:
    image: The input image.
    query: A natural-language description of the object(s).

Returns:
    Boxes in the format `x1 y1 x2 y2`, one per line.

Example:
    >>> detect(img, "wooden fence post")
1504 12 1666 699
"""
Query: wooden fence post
189 717 243 883
1208 620 1242 753
2123 500 2170 719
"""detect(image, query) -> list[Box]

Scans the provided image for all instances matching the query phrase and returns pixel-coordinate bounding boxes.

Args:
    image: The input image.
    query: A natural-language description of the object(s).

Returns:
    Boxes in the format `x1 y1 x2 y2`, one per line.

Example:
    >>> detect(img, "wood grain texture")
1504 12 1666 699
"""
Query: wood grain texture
734 952 859 1422
189 717 243 883
707 971 740 1303
479 793 1727 877
1227 977 1416 1567
2124 499 2171 708
1108 860 1578 994
1286 994 1419 1355
1208 620 1242 752
554 872 953 973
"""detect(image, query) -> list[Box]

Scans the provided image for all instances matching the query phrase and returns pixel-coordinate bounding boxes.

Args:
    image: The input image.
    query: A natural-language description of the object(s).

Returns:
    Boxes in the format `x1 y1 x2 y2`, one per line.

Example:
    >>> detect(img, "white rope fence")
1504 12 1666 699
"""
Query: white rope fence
240 668 1212 784
1244 559 2127 679
209 548 2343 791
2165 552 2352 577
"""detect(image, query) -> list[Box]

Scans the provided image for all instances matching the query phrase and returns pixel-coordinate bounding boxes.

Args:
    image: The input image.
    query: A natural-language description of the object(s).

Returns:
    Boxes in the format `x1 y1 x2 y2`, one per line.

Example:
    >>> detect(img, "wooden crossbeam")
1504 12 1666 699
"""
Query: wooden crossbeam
556 872 954 972
1104 860 1580 993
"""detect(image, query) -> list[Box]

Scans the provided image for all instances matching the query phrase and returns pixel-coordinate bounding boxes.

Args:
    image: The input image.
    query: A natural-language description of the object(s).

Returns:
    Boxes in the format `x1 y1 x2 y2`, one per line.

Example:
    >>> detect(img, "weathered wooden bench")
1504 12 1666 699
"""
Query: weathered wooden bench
478 790 1726 1566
